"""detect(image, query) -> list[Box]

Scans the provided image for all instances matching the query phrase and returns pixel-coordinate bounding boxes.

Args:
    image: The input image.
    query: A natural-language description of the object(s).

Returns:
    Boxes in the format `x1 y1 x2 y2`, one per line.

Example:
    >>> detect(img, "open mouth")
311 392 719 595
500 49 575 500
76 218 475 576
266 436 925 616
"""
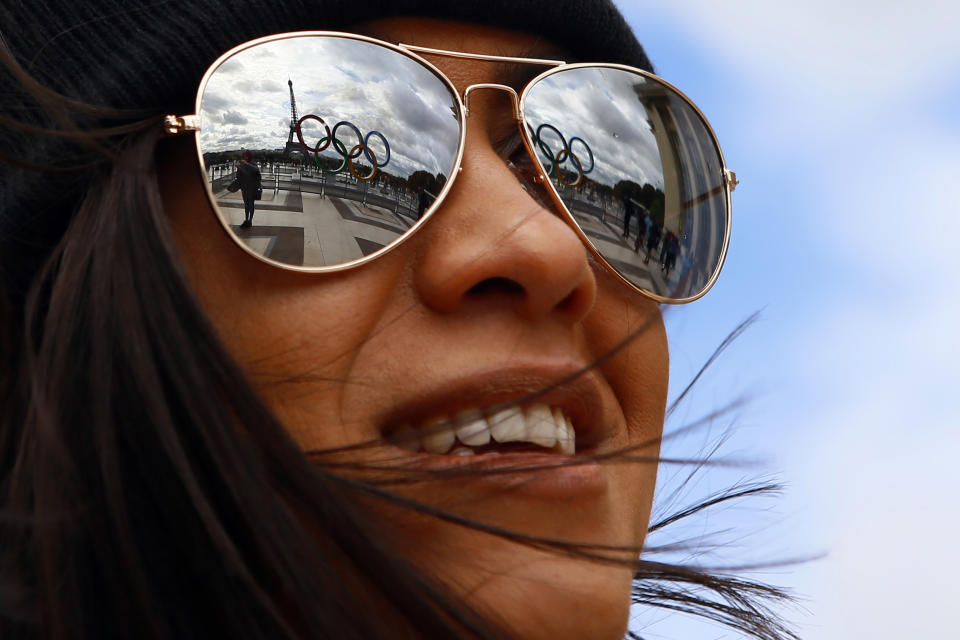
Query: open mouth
390 403 576 456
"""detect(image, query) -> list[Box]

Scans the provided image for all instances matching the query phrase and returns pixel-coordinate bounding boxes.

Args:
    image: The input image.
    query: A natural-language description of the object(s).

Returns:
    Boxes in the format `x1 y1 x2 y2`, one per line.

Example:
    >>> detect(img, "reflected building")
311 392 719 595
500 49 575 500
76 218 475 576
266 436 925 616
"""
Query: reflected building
635 81 725 295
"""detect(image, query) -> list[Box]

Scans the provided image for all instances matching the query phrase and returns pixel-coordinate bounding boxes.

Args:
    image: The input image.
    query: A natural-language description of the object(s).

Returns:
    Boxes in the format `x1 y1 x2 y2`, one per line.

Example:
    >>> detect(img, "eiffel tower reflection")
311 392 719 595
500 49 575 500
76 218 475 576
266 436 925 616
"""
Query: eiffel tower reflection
283 78 304 160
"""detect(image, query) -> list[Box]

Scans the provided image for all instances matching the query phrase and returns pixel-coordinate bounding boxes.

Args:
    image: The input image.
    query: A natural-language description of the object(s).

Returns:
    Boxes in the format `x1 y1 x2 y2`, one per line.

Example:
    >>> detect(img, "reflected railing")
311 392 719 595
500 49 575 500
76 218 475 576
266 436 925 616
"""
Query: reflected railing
207 161 425 223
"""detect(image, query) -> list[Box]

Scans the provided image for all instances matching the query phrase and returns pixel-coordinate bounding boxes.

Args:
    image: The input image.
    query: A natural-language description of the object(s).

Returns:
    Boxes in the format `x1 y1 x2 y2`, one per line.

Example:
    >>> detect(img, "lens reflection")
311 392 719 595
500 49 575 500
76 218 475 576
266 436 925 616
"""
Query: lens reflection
198 36 461 268
523 66 727 300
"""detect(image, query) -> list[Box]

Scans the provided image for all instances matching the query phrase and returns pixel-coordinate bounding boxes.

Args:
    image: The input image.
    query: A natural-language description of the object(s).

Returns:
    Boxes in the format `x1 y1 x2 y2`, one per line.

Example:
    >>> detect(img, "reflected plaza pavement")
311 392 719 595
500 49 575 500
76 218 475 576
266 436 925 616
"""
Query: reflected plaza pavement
210 162 680 297
214 173 416 267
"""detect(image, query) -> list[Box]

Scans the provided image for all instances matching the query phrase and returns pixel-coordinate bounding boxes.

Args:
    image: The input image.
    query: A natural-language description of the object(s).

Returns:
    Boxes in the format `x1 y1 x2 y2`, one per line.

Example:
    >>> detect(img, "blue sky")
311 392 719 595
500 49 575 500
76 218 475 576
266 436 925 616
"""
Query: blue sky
616 1 960 638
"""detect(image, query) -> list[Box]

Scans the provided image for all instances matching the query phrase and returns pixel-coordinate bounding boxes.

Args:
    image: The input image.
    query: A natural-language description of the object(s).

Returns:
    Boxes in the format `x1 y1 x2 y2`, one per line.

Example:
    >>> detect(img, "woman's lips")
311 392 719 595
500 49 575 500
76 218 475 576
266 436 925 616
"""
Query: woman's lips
385 447 609 499
372 363 622 497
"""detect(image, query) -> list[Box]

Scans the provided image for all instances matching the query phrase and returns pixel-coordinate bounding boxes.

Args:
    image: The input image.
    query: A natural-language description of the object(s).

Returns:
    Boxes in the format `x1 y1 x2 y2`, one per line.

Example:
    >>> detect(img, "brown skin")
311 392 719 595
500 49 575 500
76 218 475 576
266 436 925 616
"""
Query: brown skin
159 18 667 640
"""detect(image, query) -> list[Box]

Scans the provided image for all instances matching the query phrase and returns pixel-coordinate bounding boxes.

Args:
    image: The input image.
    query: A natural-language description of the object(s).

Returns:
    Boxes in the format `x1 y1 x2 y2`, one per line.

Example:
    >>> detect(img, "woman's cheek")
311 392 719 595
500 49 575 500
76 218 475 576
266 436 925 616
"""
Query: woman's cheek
584 278 667 546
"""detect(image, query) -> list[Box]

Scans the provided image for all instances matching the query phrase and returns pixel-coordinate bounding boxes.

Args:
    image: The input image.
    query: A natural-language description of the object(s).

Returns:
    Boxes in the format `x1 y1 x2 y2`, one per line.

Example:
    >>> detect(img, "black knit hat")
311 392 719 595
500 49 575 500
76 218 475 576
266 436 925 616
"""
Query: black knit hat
3 0 650 114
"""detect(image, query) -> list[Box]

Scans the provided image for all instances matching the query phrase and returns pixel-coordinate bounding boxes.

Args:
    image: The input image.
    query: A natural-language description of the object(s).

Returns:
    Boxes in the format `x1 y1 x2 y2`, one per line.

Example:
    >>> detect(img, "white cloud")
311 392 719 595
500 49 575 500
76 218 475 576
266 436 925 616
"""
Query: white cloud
783 401 960 639
622 0 960 147
830 129 960 287
221 109 248 125
623 0 960 95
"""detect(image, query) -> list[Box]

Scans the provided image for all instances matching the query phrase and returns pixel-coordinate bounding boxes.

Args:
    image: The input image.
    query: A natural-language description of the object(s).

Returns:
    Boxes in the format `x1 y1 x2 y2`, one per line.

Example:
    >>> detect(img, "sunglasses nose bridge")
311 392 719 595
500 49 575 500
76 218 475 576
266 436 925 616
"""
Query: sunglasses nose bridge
462 84 522 121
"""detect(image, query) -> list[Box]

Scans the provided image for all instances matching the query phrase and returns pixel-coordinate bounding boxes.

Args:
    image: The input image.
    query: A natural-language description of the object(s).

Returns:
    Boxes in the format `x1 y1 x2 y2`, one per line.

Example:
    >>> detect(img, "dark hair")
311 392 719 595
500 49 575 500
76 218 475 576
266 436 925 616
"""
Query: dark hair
242 149 254 162
0 9 799 640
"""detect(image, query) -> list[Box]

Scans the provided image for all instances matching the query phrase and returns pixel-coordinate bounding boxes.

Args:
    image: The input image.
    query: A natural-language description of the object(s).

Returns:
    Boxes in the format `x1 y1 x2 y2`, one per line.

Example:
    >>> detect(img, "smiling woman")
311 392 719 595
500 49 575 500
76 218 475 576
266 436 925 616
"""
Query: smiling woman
1 1 789 639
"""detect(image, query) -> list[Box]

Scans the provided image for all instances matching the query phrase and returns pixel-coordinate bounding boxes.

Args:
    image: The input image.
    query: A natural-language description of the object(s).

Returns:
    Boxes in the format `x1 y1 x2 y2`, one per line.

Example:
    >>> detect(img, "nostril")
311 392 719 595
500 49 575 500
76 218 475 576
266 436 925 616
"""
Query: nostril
467 277 525 297
555 285 592 318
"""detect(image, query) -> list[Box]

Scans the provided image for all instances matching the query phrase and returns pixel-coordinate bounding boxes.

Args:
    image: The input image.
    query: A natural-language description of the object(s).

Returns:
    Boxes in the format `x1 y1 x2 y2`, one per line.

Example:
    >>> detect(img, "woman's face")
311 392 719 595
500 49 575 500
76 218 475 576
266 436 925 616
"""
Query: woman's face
160 17 668 640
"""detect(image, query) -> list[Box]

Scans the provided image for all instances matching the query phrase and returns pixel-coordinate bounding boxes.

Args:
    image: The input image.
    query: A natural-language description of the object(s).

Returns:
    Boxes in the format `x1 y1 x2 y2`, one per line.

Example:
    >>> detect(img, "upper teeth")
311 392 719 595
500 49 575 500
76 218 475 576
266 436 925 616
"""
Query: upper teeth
395 403 575 456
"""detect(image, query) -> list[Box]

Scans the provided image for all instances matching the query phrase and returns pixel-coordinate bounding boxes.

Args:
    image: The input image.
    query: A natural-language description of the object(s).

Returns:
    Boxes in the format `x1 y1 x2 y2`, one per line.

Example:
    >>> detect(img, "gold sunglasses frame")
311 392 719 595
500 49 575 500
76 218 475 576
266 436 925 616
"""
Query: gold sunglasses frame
165 30 736 304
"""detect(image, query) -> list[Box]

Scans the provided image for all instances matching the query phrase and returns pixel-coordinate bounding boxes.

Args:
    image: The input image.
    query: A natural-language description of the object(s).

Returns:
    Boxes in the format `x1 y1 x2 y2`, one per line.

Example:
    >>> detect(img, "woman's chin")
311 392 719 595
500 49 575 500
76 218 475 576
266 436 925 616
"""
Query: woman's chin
396 524 634 639
473 561 632 640
364 483 639 639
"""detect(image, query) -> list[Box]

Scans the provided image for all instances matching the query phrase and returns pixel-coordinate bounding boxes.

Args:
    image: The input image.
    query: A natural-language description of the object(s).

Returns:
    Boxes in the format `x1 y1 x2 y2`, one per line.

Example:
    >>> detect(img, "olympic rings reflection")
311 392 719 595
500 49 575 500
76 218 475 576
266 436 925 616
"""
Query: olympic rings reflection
532 123 594 188
295 114 391 182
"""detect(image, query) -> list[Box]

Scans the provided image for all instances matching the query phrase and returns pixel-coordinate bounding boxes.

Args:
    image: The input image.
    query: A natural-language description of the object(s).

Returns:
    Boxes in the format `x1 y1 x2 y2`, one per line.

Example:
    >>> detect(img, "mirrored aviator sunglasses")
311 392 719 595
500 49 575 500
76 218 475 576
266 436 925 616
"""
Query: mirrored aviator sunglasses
164 31 737 303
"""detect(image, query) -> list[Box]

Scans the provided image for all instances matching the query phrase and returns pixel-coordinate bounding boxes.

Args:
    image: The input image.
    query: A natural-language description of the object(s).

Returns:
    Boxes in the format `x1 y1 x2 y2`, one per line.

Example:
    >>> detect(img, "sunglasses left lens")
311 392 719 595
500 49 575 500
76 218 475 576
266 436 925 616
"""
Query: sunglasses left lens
197 35 462 269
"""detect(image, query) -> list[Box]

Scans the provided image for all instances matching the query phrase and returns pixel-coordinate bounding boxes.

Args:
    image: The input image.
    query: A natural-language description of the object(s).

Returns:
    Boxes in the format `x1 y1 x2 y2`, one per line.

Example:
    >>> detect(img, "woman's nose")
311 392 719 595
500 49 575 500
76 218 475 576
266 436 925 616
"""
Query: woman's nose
412 127 597 324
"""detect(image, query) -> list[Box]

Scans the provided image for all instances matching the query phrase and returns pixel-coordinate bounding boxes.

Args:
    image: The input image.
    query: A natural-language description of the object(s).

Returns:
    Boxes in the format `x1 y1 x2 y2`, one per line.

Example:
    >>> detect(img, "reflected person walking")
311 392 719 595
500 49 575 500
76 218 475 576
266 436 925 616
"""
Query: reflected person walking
237 150 261 228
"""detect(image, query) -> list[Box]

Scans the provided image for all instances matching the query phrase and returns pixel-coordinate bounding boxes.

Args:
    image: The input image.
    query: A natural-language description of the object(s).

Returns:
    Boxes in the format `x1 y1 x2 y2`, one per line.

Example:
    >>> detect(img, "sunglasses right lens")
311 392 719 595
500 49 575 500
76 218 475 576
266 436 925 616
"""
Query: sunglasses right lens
523 66 730 301
197 35 462 269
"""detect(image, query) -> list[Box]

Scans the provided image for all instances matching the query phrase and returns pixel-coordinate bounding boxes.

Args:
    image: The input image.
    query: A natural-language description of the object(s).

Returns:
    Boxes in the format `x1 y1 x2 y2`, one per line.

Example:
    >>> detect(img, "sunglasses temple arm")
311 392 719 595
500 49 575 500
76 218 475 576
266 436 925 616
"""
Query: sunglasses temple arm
163 114 201 135
723 169 739 192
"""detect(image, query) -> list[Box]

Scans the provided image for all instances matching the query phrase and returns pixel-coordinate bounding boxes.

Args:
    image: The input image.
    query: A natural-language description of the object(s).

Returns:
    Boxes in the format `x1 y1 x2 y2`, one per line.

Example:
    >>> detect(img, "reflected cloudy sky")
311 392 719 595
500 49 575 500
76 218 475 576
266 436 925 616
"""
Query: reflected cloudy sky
199 36 461 180
523 67 667 191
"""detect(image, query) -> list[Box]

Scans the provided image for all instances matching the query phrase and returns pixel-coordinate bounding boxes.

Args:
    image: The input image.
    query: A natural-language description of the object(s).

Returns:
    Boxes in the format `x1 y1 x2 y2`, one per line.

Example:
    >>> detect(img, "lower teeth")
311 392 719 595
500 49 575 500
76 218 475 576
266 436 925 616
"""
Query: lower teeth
447 442 561 457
